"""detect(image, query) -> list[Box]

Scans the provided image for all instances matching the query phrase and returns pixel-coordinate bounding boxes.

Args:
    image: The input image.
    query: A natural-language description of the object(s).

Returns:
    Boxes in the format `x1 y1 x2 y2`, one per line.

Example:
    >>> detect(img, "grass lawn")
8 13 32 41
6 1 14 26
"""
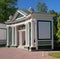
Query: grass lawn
48 52 60 58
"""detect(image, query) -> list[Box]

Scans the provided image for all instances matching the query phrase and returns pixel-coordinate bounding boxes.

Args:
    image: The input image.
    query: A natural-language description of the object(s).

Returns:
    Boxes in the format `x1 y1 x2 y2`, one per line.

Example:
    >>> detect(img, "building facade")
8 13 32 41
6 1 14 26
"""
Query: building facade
5 9 55 50
0 23 7 46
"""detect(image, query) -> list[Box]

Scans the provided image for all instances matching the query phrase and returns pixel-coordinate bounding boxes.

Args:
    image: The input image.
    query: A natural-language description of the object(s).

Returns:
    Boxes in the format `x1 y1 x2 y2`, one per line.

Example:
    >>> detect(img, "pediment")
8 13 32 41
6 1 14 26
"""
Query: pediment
16 13 23 19
10 10 28 21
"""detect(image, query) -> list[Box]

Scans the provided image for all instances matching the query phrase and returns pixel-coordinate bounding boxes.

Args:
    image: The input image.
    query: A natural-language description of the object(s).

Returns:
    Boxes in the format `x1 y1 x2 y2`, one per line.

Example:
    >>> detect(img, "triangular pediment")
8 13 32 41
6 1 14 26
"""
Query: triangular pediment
9 10 28 21
15 10 28 20
17 10 28 17
16 13 23 19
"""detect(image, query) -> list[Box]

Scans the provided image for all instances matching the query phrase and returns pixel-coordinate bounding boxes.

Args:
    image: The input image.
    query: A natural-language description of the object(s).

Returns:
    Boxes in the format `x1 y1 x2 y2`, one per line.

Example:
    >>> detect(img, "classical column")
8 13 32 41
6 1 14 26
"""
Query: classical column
25 23 28 46
15 26 17 46
19 30 22 46
6 26 9 46
27 23 30 47
35 21 38 50
12 27 15 46
31 21 34 47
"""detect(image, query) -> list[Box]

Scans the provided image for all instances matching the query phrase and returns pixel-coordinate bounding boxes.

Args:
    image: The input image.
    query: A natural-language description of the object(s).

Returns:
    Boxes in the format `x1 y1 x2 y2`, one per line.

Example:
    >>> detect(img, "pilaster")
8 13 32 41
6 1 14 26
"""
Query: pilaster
15 26 18 46
52 20 54 49
31 21 34 47
6 26 9 46
11 26 15 46
25 23 28 46
27 23 30 47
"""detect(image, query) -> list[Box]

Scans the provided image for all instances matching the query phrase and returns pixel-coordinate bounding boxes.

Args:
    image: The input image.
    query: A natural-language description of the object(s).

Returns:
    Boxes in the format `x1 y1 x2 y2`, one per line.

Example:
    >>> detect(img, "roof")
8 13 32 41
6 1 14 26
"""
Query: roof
5 9 55 25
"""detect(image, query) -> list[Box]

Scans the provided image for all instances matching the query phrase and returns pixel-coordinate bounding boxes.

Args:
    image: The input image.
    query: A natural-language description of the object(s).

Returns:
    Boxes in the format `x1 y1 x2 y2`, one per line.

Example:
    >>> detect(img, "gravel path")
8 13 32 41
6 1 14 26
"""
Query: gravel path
0 48 59 59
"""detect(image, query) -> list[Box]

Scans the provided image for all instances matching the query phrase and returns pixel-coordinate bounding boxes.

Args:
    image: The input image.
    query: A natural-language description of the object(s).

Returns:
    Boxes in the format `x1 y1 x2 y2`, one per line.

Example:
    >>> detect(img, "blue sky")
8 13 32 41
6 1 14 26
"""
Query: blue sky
16 0 60 12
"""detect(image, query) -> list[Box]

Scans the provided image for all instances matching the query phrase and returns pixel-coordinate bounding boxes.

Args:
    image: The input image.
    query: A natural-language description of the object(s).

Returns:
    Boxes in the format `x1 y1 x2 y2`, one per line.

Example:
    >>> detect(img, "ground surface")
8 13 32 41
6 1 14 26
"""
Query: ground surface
0 48 60 59
49 52 60 58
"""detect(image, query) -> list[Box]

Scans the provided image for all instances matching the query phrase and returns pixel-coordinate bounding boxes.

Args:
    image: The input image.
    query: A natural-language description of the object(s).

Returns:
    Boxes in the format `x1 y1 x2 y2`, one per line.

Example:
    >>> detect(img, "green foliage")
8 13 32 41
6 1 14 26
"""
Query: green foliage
49 10 57 40
0 0 18 22
56 16 60 42
36 2 47 13
49 10 57 14
49 52 60 58
56 13 60 42
57 13 60 17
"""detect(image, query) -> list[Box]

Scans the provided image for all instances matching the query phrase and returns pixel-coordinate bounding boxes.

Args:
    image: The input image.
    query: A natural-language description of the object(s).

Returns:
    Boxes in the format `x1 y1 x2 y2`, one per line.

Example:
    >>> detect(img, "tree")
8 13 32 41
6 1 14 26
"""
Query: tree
49 10 57 40
49 10 57 14
0 0 18 22
57 13 60 17
56 13 60 42
36 2 48 13
56 16 60 42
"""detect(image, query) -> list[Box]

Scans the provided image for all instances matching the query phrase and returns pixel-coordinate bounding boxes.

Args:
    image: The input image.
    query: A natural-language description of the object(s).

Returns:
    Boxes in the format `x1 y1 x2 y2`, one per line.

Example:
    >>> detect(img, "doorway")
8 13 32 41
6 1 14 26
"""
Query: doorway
18 30 25 47
22 31 25 45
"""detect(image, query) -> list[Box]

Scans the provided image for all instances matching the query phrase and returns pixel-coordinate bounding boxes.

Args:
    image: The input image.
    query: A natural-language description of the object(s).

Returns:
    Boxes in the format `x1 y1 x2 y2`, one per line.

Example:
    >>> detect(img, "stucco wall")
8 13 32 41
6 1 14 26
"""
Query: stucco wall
0 23 7 45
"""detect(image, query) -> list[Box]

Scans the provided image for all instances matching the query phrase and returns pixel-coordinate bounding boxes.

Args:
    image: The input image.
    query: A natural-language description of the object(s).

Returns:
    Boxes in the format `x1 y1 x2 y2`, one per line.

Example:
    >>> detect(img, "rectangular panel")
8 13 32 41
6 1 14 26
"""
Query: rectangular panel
0 29 6 40
38 41 52 46
38 21 51 39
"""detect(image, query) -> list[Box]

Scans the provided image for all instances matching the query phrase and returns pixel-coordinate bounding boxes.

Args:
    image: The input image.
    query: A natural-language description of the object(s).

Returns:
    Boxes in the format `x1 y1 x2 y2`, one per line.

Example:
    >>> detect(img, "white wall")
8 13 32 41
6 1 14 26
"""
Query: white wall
0 29 6 40
0 23 6 28
0 23 6 40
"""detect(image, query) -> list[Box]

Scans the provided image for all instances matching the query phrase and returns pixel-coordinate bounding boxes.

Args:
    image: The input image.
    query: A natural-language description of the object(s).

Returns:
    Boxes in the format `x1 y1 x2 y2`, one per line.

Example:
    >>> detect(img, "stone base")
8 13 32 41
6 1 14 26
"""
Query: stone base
10 46 17 48
8 45 17 48
30 47 36 51
24 46 30 50
24 46 36 51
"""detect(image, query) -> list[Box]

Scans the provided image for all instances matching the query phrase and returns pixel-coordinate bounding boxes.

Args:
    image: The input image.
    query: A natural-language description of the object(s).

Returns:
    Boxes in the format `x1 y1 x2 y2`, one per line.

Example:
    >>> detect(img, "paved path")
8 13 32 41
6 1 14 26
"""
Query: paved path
0 48 60 59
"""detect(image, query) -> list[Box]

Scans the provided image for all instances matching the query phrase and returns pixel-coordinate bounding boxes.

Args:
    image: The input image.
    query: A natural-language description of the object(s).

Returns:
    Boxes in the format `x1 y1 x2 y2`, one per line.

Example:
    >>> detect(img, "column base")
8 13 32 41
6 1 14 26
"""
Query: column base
6 44 10 47
24 46 30 50
10 46 17 48
6 45 9 47
30 47 36 51
24 46 36 51
6 44 9 46
10 45 17 48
